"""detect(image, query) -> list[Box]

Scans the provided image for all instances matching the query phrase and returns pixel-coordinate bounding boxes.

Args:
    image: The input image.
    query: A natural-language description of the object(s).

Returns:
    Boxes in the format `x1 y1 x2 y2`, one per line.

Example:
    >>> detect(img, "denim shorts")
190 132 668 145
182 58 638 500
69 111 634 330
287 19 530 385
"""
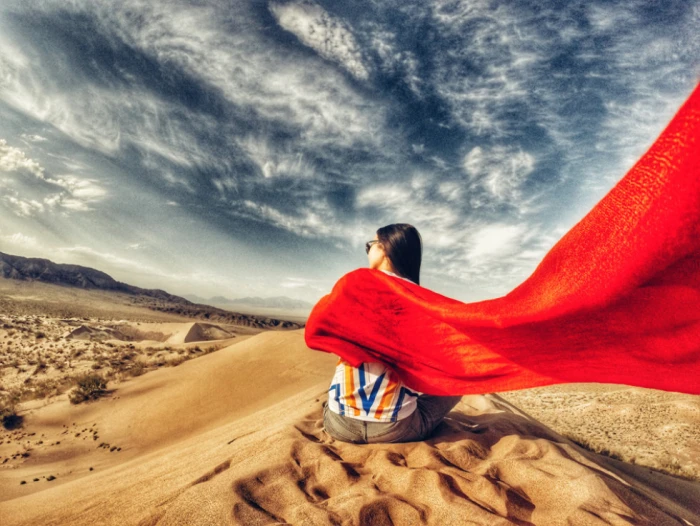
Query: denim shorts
323 394 462 444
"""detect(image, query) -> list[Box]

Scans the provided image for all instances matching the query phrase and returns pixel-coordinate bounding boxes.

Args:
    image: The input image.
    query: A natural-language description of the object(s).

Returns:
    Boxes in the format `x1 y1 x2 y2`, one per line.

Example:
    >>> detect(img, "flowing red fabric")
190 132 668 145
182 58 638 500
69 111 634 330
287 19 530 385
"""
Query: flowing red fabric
305 84 700 396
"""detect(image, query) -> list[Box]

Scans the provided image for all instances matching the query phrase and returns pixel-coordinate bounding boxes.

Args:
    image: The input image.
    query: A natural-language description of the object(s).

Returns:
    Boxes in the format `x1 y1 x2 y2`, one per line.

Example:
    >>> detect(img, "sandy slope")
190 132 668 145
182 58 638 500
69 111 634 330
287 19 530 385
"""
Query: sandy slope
1 330 699 525
501 384 700 481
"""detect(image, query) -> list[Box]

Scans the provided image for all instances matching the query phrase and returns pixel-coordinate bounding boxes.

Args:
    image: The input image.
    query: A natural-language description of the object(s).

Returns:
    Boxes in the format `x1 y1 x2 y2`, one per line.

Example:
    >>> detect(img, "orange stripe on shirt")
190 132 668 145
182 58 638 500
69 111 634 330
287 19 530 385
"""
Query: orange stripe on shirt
343 362 360 416
374 371 398 420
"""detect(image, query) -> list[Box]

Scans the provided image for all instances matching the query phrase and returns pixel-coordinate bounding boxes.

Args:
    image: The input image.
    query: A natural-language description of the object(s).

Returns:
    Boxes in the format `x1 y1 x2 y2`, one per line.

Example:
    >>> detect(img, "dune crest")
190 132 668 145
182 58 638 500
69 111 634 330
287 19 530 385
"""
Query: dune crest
165 322 235 344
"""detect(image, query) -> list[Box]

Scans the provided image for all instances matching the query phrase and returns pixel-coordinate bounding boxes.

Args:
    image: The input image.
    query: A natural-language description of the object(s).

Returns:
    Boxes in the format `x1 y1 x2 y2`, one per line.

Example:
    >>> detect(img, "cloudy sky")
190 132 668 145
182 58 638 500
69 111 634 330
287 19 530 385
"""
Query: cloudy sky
0 0 698 304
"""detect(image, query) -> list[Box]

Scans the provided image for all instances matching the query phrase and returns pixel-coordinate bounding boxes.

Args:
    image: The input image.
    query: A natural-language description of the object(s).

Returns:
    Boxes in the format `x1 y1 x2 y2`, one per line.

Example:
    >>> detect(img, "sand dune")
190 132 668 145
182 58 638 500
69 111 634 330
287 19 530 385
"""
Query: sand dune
1 330 699 525
165 322 236 344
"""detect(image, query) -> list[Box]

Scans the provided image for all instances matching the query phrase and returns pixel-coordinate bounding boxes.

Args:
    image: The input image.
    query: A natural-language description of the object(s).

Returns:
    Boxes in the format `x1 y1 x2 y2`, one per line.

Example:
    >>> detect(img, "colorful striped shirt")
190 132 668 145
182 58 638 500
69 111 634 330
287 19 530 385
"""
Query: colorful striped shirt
328 360 422 422
327 269 422 422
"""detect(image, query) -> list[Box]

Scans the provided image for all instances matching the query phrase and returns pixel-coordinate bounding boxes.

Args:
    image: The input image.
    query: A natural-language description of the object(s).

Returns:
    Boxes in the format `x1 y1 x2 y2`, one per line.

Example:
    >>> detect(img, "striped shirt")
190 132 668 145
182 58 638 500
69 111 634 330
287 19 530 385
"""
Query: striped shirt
327 269 422 422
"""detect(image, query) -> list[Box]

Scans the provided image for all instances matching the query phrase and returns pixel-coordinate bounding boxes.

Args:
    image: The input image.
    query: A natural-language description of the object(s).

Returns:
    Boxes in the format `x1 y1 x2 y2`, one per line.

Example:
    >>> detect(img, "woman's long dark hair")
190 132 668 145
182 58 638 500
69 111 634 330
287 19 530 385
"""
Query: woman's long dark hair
376 224 422 285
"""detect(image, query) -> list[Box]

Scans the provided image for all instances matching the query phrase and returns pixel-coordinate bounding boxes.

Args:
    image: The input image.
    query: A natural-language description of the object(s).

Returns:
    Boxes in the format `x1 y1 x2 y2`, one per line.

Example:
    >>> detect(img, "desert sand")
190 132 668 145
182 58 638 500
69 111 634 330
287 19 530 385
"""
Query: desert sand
2 326 700 525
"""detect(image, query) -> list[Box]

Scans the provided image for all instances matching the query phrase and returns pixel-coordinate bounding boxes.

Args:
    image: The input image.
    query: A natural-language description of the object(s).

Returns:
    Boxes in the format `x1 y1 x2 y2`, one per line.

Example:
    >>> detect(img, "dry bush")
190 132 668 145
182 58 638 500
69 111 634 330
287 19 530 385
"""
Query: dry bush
128 362 145 377
32 378 62 399
169 356 185 367
69 374 107 404
0 389 22 429
117 325 167 342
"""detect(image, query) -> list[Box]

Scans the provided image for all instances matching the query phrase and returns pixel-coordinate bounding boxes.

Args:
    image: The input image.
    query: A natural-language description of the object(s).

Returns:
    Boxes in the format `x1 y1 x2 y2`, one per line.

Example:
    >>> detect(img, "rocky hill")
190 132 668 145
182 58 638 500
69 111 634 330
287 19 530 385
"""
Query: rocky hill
0 252 303 330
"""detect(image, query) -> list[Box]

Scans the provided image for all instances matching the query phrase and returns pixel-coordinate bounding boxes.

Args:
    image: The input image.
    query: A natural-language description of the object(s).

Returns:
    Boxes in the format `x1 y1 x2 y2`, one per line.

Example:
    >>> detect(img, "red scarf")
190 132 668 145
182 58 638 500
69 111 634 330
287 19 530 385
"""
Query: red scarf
305 84 700 396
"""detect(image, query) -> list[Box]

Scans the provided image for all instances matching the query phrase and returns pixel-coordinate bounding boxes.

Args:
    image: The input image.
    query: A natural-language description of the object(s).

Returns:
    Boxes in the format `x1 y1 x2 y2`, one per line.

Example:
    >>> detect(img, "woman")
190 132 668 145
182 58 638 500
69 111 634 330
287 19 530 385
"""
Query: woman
323 223 463 443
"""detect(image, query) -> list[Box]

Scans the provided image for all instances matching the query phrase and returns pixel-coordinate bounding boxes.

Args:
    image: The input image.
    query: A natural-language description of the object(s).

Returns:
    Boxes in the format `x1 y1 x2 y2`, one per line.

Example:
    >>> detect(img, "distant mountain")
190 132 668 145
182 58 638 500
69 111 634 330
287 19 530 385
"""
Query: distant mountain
0 251 183 302
0 252 303 329
183 294 313 310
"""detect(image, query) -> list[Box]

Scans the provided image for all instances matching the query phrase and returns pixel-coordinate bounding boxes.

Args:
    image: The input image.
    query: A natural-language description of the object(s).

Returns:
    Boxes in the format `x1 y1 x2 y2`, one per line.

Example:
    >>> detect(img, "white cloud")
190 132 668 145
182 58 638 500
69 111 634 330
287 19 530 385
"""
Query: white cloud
586 4 638 33
239 199 338 238
364 23 423 95
20 134 47 143
0 139 45 178
56 245 159 275
242 135 315 179
42 175 105 212
0 232 40 249
466 223 528 261
0 140 106 213
463 146 535 202
429 1 543 135
356 179 462 249
437 181 462 202
3 196 45 217
279 276 328 294
280 278 307 289
44 194 90 212
270 0 369 81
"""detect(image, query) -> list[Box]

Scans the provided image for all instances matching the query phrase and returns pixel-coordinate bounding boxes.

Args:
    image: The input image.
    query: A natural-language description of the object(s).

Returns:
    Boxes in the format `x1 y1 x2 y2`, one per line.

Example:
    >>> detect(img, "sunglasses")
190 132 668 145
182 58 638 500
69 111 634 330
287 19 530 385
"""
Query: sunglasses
365 240 380 254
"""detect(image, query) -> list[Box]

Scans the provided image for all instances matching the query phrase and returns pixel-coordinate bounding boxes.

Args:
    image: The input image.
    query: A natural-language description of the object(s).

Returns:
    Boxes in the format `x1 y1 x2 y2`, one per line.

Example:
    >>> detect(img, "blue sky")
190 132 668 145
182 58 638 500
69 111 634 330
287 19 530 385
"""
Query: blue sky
0 0 698 303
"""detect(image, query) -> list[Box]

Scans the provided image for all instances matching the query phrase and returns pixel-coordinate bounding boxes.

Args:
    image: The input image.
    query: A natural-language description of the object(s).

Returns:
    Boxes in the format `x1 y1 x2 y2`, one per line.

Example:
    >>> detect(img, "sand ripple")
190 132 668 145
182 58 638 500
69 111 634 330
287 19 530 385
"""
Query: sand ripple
154 399 693 526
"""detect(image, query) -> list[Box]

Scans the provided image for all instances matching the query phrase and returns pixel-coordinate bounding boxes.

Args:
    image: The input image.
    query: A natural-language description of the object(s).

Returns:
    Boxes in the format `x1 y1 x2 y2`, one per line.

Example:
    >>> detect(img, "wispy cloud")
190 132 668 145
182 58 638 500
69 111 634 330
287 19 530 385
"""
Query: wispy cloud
238 199 339 239
279 276 328 293
0 0 696 302
56 245 161 276
463 146 535 205
270 1 369 81
0 139 106 215
20 134 47 143
0 231 40 249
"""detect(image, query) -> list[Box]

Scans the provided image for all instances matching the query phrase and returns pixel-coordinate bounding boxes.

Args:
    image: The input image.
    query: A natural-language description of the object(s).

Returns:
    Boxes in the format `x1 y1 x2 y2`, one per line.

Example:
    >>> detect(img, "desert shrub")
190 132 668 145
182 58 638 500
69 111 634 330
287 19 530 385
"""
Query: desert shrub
129 362 145 377
69 374 107 404
1 389 22 429
33 379 61 399
35 331 46 339
117 325 167 342
169 356 185 367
